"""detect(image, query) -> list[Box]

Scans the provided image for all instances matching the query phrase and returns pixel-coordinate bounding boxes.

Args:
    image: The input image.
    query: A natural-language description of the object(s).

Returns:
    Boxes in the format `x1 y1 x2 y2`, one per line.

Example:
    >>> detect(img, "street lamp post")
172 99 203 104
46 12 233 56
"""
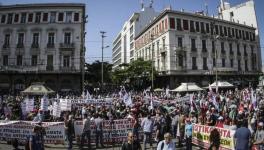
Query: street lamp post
211 22 219 93
100 31 109 90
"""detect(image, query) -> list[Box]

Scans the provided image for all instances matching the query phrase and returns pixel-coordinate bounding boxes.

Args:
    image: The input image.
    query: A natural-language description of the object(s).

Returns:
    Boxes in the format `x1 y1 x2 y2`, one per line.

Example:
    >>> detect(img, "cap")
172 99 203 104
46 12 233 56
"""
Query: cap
258 122 264 126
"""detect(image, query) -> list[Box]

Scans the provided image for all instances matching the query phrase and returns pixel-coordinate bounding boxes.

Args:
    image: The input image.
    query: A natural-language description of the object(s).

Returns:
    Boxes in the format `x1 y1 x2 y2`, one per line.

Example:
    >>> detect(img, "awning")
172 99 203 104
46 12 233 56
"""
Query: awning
171 83 203 92
21 82 55 95
209 81 234 88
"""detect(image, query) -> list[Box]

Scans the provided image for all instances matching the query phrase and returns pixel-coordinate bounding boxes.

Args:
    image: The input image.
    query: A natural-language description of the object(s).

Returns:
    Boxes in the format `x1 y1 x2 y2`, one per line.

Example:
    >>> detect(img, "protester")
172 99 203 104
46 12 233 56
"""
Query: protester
121 131 141 150
64 114 74 150
156 132 175 150
141 114 153 150
209 128 221 150
171 111 179 138
80 113 91 149
94 113 105 148
253 122 264 150
234 121 251 150
185 118 193 150
29 126 44 150
12 139 22 150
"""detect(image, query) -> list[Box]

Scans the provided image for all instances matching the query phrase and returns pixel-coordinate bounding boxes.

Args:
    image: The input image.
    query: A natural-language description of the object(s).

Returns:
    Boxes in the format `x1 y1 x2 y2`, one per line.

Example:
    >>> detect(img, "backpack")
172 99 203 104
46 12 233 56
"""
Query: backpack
161 141 164 150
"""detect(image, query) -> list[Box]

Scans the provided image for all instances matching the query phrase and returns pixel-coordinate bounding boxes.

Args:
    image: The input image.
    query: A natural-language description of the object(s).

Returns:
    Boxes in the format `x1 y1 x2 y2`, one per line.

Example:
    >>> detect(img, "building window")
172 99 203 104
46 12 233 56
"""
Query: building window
212 41 215 53
35 12 41 23
28 13 33 22
179 54 183 67
239 30 242 39
169 18 175 29
63 56 70 67
17 33 24 48
31 55 38 66
191 39 196 51
195 22 200 32
190 20 195 32
4 34 10 47
237 43 241 55
7 13 13 24
203 57 207 70
58 13 64 22
202 40 207 52
235 29 238 38
43 13 48 22
64 32 71 44
32 33 39 48
222 58 225 67
244 44 247 56
238 60 241 70
230 59 233 67
213 58 216 67
21 13 26 23
221 42 225 54
176 18 182 31
130 25 134 34
183 19 189 30
17 55 22 66
232 28 235 37
74 13 79 22
192 57 197 70
66 12 72 23
206 23 210 33
200 22 205 33
219 25 223 36
228 27 231 37
50 12 56 23
178 37 182 47
47 55 53 70
48 33 55 47
215 25 219 35
1 15 6 23
224 26 227 36
14 14 19 23
3 55 8 66
245 60 248 71
229 43 233 55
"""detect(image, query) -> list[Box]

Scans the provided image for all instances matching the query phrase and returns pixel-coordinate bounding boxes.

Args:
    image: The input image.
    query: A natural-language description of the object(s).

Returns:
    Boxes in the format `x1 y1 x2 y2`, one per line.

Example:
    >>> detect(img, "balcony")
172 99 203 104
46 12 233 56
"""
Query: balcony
60 43 74 49
202 48 207 53
47 43 55 48
160 47 167 54
16 43 24 49
192 66 198 70
191 47 197 52
230 51 234 56
2 44 10 49
244 53 248 57
59 66 78 72
46 65 54 71
31 43 39 49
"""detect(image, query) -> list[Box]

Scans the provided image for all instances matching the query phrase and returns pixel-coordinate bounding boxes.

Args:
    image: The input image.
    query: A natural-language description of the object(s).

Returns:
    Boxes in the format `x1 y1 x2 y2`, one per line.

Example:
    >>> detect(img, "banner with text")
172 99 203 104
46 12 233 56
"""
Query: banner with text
192 124 235 150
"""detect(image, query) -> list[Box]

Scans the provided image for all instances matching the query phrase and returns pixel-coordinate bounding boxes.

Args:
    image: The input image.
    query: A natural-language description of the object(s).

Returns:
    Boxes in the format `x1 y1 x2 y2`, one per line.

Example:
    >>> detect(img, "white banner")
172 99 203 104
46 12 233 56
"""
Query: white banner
0 121 64 144
60 99 71 111
52 102 61 117
26 98 34 112
40 96 49 111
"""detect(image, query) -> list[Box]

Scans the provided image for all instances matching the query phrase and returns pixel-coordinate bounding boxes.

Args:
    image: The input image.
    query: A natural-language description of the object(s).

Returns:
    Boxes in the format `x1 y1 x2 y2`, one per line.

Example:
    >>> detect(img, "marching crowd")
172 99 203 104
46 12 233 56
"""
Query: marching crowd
0 86 264 150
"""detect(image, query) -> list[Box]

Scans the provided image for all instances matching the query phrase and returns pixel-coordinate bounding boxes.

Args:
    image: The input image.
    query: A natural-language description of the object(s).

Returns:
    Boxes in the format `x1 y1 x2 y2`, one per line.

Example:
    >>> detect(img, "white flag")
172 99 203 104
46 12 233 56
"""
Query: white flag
40 95 49 111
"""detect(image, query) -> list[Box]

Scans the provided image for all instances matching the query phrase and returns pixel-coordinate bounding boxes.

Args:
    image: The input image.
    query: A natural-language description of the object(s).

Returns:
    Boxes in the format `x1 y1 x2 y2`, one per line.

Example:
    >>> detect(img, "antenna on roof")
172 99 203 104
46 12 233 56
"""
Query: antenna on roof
150 0 153 8
205 0 209 16
141 0 144 9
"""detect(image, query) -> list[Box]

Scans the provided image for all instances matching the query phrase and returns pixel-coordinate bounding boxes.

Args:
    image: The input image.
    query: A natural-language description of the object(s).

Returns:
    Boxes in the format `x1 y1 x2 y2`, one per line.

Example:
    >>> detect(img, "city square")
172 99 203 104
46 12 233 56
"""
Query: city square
0 0 264 150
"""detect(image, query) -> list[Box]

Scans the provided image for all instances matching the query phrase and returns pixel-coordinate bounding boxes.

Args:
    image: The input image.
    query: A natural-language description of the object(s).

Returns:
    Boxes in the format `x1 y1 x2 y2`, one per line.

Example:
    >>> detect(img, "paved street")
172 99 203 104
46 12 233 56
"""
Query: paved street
0 139 202 150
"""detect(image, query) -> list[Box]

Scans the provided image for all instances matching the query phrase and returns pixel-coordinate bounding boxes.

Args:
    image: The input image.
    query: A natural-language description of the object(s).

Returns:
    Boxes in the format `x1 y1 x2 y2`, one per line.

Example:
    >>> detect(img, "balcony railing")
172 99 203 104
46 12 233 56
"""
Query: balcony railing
60 43 74 49
230 51 234 55
47 43 55 48
191 47 197 52
31 43 39 48
192 66 198 70
202 48 207 53
2 44 10 49
16 43 24 48
46 65 54 71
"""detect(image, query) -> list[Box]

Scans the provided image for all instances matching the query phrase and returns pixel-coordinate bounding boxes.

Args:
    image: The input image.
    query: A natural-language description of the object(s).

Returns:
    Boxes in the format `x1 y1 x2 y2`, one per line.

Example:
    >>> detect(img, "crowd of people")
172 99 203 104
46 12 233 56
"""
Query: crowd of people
0 86 264 150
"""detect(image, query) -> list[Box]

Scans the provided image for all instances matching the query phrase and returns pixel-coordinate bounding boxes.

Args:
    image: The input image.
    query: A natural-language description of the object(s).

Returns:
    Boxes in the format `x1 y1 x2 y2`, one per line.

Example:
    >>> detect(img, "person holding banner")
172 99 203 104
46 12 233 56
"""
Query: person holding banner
208 128 220 150
185 118 193 150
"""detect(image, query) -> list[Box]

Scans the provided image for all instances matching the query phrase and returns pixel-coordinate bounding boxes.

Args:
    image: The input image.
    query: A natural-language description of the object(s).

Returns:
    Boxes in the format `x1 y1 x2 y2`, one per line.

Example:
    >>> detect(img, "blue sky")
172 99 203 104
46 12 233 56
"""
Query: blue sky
1 0 264 64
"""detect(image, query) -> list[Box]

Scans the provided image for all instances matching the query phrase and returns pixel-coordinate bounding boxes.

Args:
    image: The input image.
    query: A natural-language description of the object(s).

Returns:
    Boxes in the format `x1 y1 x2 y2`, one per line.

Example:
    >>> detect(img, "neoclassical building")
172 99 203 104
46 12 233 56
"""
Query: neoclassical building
134 5 261 88
0 3 85 94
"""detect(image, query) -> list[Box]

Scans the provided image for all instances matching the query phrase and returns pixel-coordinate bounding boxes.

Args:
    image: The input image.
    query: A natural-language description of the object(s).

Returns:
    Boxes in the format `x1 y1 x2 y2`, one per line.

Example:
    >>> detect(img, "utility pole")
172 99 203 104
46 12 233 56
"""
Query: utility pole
100 31 109 91
211 21 219 93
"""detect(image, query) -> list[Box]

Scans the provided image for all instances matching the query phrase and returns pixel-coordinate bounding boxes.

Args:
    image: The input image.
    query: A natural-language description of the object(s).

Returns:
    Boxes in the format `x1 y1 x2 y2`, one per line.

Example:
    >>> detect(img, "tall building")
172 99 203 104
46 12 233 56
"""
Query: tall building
0 3 85 94
134 6 261 88
219 0 262 70
112 6 159 69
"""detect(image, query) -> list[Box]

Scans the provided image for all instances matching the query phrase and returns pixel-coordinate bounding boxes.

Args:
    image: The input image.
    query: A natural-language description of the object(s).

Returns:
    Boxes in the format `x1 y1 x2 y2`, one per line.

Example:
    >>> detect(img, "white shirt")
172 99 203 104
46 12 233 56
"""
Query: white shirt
157 140 176 150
